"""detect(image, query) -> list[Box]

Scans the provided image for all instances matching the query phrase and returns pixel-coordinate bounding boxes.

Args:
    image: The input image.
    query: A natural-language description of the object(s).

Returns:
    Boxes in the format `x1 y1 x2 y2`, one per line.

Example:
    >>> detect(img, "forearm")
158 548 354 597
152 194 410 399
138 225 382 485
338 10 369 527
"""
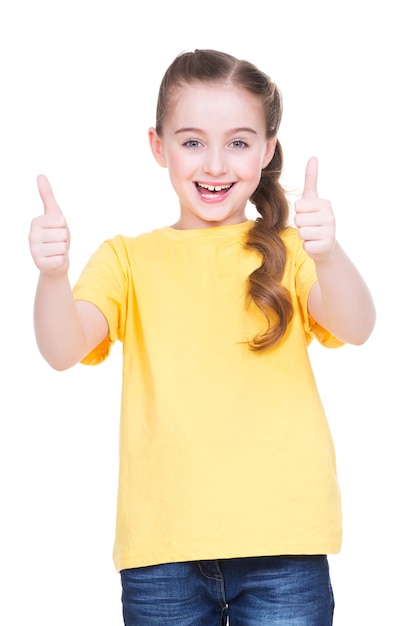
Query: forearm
34 272 89 370
309 242 376 345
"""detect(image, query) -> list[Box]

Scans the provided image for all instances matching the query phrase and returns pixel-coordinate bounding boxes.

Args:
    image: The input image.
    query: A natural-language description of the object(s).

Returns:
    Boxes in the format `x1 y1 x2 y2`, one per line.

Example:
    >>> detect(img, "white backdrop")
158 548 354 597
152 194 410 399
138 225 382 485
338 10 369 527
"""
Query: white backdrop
1 1 417 624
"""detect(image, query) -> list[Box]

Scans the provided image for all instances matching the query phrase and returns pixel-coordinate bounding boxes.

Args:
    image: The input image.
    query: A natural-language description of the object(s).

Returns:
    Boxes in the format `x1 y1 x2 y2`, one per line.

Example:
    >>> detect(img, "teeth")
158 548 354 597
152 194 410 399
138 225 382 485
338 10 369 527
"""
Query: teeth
197 183 232 192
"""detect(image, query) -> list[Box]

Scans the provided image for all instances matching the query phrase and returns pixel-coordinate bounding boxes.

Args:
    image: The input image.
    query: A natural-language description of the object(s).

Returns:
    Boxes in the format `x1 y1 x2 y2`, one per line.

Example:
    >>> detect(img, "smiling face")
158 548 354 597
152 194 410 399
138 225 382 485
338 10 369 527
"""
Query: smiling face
149 82 276 229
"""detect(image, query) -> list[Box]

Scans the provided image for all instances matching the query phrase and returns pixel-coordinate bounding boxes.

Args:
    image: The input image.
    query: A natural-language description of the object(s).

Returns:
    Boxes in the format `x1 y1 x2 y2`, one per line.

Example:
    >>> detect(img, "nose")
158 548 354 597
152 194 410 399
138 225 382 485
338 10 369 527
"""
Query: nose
202 146 228 177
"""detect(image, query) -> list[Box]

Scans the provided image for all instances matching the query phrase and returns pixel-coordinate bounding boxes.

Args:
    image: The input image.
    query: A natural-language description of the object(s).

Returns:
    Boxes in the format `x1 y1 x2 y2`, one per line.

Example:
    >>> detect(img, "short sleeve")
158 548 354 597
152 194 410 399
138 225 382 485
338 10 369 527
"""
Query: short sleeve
73 236 129 365
288 228 345 349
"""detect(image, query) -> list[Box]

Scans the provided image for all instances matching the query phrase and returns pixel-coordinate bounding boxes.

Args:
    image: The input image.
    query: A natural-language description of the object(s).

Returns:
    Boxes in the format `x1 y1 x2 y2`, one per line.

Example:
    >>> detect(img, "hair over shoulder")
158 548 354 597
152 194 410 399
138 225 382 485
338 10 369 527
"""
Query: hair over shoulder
156 49 293 351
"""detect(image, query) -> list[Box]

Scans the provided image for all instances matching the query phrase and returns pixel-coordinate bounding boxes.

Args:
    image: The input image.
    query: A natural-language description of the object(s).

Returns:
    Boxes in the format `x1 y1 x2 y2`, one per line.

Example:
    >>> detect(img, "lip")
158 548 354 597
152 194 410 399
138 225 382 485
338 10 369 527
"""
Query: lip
195 181 234 188
194 181 235 202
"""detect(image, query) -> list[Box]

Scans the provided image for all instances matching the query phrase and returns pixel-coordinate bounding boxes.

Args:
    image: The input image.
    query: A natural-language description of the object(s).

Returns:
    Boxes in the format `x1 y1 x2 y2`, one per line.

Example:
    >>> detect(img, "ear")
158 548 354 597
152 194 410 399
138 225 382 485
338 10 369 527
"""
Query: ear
261 138 277 169
148 127 167 168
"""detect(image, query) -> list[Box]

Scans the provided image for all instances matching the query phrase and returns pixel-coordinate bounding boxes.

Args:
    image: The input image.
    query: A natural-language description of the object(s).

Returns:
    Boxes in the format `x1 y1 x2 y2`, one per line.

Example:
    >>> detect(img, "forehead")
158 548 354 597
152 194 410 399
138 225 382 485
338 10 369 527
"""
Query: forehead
166 82 265 128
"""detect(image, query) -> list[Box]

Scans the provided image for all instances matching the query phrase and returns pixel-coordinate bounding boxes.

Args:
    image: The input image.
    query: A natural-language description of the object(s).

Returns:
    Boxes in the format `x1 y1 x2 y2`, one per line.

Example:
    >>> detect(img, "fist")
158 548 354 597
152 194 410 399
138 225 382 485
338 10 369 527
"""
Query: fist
294 157 336 261
28 175 70 274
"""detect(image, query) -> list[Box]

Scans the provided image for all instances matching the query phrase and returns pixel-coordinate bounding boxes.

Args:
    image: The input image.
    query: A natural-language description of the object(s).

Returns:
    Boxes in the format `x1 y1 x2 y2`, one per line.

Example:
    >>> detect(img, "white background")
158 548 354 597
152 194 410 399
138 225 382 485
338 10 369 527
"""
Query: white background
1 1 417 624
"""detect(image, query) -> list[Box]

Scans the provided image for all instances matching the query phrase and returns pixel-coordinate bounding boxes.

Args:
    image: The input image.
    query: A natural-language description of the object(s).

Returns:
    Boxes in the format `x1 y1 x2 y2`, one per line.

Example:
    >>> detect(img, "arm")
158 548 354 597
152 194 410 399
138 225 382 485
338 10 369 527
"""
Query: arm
294 157 376 345
29 176 108 370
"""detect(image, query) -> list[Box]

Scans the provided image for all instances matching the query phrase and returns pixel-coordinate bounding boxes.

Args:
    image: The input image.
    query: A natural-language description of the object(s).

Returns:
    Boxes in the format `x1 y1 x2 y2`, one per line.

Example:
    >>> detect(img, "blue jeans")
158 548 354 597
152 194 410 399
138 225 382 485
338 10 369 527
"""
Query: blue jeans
120 555 334 625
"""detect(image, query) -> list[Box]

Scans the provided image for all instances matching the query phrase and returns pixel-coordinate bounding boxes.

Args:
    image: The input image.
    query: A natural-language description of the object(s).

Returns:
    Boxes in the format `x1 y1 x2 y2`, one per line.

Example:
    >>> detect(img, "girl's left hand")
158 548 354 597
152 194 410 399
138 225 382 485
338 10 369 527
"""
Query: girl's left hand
294 157 336 262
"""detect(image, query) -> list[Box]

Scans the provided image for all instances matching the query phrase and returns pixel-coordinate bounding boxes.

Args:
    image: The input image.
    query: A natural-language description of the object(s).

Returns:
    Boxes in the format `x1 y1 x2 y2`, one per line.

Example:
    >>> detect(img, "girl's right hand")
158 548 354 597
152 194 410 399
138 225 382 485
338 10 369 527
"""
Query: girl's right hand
29 175 70 275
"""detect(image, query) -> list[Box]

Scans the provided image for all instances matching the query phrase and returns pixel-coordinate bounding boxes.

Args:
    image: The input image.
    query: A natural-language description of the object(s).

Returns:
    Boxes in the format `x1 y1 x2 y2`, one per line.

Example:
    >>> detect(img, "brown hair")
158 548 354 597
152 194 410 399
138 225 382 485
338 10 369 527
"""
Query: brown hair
155 49 293 351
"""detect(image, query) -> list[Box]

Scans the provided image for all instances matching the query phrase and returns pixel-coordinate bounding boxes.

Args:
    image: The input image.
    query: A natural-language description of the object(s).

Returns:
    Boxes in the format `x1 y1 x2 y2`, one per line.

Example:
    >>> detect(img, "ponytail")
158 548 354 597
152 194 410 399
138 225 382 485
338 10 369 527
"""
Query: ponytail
246 140 293 351
154 49 294 351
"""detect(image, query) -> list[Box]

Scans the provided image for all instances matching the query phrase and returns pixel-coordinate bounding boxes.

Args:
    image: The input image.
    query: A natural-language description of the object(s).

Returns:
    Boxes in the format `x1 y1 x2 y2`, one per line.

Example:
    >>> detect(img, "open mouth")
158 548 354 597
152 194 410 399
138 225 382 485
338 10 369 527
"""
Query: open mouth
195 182 234 197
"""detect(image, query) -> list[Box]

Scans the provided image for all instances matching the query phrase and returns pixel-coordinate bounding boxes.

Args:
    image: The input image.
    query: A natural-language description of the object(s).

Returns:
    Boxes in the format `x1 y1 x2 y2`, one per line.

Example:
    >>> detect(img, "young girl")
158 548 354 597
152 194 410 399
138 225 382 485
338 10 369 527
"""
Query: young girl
29 49 375 625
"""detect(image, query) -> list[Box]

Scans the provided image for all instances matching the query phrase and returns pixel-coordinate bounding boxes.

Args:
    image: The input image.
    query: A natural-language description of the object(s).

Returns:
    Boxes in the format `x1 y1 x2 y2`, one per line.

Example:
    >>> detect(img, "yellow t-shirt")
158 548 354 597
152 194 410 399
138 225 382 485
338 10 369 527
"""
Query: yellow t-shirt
73 220 344 572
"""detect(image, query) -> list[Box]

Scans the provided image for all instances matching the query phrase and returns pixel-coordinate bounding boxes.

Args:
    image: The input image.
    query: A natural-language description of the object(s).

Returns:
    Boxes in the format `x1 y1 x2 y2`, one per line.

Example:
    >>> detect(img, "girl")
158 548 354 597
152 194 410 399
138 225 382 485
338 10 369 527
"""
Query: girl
29 49 375 626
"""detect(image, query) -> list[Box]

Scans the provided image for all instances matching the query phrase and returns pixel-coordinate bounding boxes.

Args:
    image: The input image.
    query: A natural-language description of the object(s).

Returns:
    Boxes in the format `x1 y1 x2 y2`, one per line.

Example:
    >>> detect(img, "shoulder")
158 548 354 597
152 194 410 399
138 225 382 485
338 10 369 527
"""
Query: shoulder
279 226 307 262
280 225 302 249
278 226 316 280
97 227 169 256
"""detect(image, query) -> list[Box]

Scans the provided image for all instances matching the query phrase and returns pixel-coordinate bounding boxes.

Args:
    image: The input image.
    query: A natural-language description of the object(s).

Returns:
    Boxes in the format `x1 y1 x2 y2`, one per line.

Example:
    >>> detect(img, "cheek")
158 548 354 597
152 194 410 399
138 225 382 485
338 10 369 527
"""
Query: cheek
166 152 195 193
166 150 193 177
242 153 267 179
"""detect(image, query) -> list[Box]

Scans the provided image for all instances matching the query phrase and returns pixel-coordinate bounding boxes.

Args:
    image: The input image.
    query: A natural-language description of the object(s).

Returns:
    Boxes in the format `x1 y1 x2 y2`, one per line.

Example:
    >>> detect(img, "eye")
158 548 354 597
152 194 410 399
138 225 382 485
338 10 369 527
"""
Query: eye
229 140 248 149
184 139 202 148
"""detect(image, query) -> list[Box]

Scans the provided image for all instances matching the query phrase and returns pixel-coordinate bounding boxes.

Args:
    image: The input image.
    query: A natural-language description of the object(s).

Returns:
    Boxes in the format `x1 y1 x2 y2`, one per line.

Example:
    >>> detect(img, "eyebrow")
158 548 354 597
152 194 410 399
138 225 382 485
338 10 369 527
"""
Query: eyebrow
174 127 258 135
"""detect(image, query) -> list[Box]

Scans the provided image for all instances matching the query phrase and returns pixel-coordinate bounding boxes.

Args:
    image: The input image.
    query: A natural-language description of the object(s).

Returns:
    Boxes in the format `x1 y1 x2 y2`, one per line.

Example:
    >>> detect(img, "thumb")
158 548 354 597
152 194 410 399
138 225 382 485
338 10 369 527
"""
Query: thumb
302 156 319 199
37 174 62 215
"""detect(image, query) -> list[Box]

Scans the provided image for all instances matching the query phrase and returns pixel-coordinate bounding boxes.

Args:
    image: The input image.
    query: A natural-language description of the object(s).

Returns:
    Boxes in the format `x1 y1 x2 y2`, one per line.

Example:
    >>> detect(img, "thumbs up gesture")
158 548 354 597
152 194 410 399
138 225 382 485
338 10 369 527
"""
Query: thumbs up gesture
294 157 336 261
28 175 70 274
